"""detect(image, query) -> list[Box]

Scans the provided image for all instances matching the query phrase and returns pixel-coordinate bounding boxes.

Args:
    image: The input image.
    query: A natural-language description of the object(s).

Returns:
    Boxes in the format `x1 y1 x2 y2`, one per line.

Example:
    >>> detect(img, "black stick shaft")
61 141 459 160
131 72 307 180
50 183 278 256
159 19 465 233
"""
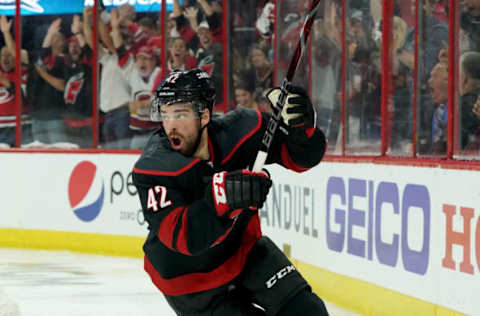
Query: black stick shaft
252 0 322 172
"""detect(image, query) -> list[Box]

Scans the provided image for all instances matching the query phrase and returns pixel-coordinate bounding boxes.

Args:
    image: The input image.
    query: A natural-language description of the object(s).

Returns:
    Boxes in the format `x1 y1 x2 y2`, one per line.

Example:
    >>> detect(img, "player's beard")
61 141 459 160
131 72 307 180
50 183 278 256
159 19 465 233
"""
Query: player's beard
170 120 202 156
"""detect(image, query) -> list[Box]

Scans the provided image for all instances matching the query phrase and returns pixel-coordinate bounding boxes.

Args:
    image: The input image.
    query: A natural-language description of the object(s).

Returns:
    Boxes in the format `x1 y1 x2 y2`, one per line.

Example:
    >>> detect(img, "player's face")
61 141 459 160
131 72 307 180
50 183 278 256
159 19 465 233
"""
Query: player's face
160 103 202 156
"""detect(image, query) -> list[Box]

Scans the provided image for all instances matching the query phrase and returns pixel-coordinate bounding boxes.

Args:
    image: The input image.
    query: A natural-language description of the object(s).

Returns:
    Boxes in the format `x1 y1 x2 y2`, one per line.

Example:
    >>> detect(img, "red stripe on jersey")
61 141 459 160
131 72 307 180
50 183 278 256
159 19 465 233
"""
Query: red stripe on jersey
228 209 243 219
211 226 233 246
221 110 262 165
158 206 186 251
144 215 261 295
281 143 309 173
133 158 201 176
176 207 191 255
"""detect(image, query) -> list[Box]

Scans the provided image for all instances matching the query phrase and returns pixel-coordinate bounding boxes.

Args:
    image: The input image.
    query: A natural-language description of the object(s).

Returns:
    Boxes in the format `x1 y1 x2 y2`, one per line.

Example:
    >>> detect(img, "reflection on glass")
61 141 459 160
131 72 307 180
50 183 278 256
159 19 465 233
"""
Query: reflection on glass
311 0 342 154
171 0 224 113
18 7 99 149
345 0 382 155
0 15 32 148
391 4 414 156
416 0 449 156
97 4 167 150
456 1 480 159
276 0 309 86
230 1 274 113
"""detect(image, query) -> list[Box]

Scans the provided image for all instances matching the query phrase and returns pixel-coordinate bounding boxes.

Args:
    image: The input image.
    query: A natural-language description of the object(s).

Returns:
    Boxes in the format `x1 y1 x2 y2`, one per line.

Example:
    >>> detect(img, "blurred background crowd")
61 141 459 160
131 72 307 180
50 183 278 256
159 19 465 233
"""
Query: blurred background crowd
0 0 479 159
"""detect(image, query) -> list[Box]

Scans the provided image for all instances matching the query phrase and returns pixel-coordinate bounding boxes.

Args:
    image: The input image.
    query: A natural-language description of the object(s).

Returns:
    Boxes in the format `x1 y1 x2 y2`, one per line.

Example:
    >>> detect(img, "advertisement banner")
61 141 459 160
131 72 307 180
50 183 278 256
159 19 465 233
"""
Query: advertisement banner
259 163 480 315
1 153 479 314
0 0 174 16
0 153 147 236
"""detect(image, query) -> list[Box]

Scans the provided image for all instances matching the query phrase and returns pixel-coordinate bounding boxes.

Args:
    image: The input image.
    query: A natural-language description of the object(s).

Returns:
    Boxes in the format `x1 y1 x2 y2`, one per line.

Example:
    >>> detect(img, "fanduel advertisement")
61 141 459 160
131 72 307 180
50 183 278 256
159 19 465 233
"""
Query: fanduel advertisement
0 0 174 16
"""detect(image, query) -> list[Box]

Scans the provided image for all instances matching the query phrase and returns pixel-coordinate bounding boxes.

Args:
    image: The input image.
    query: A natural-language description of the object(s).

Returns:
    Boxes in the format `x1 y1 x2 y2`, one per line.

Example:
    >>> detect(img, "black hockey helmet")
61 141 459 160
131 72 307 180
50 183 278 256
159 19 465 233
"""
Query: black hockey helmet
151 68 216 122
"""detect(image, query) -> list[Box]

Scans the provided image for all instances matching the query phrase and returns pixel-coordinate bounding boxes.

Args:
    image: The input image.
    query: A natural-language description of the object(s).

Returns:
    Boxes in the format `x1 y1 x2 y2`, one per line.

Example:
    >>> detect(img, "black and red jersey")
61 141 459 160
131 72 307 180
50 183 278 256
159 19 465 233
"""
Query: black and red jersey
175 12 223 56
0 66 29 128
132 108 326 296
62 47 93 127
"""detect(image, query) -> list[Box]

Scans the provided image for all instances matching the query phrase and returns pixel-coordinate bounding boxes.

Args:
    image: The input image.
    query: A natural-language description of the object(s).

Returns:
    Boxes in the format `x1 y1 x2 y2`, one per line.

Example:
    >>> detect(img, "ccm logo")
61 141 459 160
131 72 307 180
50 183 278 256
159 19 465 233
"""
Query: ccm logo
265 265 296 289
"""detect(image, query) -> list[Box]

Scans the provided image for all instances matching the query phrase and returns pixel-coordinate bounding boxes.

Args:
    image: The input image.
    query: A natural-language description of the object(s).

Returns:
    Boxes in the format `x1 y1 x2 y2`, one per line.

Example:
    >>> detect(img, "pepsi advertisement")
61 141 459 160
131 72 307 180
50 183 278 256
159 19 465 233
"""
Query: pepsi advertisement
68 161 105 222
0 0 174 16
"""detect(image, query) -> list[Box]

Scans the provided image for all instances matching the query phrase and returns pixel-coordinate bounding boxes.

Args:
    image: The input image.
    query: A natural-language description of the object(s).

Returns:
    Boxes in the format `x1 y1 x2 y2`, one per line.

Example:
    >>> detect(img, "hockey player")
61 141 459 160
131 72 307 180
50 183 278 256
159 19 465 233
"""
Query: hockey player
132 68 329 315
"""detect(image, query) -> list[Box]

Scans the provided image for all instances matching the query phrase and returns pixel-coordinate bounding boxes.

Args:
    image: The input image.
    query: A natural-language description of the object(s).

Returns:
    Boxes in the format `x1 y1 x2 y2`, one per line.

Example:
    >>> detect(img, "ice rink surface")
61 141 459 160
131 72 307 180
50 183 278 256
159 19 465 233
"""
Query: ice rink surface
0 248 358 316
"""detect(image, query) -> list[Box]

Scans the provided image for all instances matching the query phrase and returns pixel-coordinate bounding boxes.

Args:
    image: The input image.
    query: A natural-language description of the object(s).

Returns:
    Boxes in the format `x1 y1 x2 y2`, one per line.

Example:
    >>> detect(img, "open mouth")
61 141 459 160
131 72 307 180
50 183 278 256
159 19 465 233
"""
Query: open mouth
169 135 183 150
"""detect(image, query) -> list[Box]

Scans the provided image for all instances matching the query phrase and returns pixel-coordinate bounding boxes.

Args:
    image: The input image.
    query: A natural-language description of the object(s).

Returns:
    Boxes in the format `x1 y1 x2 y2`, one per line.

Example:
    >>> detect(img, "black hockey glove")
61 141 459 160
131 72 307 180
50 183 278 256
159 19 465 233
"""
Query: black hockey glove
267 85 316 131
205 169 272 218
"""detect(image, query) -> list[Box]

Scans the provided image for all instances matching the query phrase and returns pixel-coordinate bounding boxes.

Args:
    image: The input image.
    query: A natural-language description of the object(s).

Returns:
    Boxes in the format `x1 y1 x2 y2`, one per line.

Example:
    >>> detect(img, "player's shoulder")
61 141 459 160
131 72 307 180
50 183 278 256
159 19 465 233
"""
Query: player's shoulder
210 108 265 160
212 108 263 135
133 132 201 180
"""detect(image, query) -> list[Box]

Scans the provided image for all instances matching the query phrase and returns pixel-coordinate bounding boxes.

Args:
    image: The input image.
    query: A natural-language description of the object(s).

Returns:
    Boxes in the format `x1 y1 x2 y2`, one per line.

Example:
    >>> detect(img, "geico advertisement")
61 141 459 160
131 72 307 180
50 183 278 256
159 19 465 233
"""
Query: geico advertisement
0 154 147 236
261 163 480 315
1 154 479 314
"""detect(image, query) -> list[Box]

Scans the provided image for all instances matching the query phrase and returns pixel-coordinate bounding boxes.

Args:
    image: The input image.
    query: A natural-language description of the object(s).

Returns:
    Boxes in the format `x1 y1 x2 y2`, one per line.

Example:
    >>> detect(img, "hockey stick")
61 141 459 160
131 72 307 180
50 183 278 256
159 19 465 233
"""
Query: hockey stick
252 0 322 172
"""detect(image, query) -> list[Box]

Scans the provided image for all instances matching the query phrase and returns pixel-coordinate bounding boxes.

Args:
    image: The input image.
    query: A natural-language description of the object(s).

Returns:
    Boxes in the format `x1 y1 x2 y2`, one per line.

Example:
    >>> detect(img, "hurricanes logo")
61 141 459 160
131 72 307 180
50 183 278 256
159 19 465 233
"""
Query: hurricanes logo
68 161 104 222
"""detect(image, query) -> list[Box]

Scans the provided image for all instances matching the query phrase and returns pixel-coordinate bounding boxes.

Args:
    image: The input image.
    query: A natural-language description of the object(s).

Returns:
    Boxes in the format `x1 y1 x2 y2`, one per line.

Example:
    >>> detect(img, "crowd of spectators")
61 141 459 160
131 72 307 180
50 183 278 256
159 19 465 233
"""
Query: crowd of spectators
0 0 225 150
230 0 273 112
0 0 479 157
0 15 31 148
309 0 480 155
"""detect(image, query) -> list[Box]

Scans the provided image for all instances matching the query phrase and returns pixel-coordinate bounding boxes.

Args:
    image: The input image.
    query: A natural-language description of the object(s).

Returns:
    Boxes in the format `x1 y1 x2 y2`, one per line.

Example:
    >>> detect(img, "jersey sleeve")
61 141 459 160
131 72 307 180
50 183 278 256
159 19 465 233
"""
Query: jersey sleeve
133 167 244 257
261 111 327 172
175 15 200 53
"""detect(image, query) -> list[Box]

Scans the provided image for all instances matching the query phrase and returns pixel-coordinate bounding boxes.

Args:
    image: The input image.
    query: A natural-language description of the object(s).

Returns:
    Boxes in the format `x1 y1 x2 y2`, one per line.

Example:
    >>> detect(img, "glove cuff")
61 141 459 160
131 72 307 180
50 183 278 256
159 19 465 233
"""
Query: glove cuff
210 171 230 216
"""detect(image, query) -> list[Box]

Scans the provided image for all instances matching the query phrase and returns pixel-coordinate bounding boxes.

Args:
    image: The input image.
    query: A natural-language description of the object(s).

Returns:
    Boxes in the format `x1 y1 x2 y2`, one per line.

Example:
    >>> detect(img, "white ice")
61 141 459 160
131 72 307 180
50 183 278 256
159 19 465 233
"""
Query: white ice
0 248 358 316
0 248 175 316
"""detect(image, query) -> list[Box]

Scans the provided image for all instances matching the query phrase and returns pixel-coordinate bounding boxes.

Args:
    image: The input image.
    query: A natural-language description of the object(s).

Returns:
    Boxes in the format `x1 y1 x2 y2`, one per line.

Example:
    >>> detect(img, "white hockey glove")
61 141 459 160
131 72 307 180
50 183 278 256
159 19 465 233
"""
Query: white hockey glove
266 85 316 130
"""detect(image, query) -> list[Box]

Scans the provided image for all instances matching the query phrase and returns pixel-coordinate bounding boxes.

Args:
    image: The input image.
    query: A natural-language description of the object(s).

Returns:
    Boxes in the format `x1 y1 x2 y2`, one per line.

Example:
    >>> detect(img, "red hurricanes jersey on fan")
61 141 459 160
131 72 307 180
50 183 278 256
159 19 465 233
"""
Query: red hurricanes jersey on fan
0 67 29 127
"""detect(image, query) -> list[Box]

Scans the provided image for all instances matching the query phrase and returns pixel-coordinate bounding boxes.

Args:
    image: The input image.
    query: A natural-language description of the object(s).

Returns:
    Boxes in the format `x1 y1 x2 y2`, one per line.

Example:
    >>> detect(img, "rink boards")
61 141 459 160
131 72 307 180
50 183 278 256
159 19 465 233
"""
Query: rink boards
0 152 477 316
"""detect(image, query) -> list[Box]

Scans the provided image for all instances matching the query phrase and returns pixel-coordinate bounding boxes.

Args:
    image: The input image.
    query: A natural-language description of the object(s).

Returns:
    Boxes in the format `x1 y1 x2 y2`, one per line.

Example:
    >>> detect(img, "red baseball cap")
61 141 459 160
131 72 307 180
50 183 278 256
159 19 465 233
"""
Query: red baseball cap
136 45 154 58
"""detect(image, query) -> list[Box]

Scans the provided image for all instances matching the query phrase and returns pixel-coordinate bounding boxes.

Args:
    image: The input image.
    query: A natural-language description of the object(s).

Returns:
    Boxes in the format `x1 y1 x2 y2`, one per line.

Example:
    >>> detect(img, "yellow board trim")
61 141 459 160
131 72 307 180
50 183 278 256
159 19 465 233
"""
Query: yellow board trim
290 258 465 316
0 228 144 258
0 228 466 316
